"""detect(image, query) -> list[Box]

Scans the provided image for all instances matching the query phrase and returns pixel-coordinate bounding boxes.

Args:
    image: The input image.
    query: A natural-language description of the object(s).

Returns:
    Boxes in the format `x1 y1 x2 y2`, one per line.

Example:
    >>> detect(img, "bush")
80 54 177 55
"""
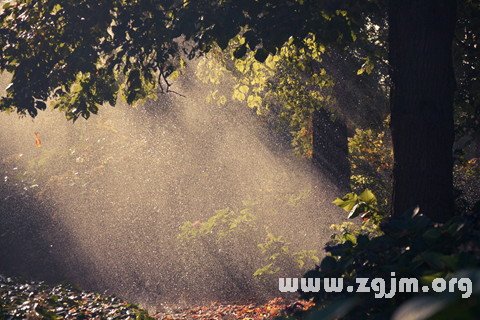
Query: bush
291 198 480 320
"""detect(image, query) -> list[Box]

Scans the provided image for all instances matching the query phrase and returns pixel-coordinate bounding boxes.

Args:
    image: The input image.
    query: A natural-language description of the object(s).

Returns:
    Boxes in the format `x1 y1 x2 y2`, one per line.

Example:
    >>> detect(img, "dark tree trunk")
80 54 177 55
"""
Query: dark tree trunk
312 108 350 192
388 0 457 222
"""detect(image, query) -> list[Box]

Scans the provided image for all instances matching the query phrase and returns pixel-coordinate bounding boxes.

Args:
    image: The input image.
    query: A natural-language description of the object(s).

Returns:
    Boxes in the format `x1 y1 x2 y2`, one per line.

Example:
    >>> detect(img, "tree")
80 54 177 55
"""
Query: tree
0 0 461 221
388 0 457 221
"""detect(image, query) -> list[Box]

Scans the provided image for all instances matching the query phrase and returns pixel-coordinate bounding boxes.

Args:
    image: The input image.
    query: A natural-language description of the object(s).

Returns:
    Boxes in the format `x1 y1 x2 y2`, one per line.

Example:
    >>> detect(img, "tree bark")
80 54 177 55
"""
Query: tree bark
388 0 457 222
312 108 350 192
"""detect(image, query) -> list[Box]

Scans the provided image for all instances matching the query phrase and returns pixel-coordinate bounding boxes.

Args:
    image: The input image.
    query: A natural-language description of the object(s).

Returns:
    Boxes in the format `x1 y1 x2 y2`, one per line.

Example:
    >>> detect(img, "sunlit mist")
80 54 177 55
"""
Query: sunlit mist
0 70 344 307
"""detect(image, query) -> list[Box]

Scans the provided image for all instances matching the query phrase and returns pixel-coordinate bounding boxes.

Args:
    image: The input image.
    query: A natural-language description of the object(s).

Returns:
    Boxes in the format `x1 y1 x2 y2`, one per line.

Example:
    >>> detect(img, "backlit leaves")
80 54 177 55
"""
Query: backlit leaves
196 33 334 157
0 0 358 120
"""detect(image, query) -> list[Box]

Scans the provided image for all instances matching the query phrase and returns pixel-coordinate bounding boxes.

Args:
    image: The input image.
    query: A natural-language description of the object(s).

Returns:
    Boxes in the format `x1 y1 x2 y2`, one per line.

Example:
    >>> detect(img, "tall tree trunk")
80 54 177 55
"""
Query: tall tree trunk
312 108 350 192
388 0 457 222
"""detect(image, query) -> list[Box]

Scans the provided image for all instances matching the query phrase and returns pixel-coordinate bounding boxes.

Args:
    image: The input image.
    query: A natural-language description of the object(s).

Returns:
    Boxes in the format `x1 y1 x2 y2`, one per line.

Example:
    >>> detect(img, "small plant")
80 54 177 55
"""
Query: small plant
332 189 380 221
254 231 319 278
178 206 256 241
328 189 383 246
178 197 320 283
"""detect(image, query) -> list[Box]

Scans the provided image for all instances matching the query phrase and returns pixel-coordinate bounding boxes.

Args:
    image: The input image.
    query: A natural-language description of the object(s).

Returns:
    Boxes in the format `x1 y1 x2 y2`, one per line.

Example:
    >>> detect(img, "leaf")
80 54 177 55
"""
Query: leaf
34 132 42 148
238 85 249 94
420 252 459 271
344 233 357 245
319 256 337 273
358 189 376 205
423 228 442 243
421 272 446 284
247 95 262 108
357 57 374 76
51 4 62 15
333 193 358 212
232 85 249 101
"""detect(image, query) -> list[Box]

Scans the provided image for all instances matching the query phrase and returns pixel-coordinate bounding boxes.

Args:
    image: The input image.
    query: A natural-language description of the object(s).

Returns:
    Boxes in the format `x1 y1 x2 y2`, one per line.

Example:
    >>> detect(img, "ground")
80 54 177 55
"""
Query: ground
156 298 314 320
0 276 314 320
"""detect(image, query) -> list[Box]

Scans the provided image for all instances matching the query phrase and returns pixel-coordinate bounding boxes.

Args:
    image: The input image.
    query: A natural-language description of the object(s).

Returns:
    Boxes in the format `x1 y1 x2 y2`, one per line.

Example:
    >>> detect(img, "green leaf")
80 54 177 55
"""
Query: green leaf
344 233 357 245
420 252 459 271
421 272 446 284
423 228 442 243
358 189 376 204
332 193 358 212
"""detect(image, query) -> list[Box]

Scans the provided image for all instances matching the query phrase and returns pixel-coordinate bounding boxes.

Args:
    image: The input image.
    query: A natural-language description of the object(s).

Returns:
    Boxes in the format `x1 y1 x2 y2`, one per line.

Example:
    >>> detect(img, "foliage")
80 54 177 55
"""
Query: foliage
293 200 480 320
454 157 480 212
0 1 479 318
195 33 334 157
454 0 480 155
328 220 380 248
347 118 393 212
178 197 319 282
332 189 379 221
347 117 479 214
0 0 374 120
178 206 256 241
254 232 320 278
0 276 154 319
328 189 383 248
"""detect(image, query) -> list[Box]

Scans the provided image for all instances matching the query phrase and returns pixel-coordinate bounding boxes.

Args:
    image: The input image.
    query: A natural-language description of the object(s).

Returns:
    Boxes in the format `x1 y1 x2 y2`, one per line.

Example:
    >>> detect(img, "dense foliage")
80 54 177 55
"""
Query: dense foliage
195 33 337 157
0 0 377 120
293 200 480 320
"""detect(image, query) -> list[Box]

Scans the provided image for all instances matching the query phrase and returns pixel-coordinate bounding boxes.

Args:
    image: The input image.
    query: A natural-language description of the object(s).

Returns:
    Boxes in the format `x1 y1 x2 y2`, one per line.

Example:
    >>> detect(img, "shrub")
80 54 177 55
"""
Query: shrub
290 195 480 320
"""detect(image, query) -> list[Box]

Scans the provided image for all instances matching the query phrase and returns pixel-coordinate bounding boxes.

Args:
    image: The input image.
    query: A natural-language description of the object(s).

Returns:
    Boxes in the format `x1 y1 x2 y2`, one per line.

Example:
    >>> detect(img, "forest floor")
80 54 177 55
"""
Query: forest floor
154 298 314 319
0 275 313 319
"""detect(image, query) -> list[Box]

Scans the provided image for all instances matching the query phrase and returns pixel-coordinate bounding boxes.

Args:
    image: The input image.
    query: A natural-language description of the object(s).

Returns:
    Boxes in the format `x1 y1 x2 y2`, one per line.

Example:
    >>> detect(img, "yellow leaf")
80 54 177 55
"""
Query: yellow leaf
247 95 262 108
239 85 249 94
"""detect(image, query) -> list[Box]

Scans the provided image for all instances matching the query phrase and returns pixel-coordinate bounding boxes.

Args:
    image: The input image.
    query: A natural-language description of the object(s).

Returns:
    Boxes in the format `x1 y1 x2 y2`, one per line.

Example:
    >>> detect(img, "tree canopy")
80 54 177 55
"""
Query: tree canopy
0 0 380 119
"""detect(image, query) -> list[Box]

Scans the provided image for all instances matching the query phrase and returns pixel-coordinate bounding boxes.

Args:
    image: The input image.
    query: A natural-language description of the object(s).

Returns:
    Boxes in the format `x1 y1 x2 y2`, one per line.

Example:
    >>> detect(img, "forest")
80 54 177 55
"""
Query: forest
0 0 479 319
